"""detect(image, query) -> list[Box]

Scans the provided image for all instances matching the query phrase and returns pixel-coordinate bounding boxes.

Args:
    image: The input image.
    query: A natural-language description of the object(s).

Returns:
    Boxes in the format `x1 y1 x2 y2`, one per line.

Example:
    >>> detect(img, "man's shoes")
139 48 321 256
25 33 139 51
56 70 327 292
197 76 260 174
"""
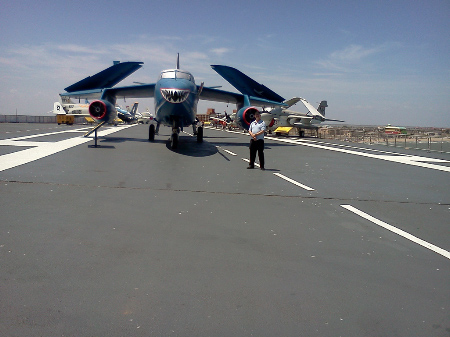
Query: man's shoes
260 167 265 170
247 166 254 169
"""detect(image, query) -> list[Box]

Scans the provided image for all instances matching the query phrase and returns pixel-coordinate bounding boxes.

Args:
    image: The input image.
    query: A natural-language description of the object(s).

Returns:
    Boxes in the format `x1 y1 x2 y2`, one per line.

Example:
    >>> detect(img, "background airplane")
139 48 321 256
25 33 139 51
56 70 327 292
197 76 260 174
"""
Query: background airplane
53 99 89 115
209 111 233 129
54 99 139 124
269 98 344 137
116 102 139 123
60 56 286 149
209 66 345 137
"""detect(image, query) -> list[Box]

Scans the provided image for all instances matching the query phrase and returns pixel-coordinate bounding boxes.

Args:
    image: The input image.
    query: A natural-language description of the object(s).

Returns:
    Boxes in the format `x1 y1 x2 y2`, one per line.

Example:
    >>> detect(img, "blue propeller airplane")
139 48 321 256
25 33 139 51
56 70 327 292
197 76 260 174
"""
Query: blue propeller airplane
116 102 139 124
60 55 287 149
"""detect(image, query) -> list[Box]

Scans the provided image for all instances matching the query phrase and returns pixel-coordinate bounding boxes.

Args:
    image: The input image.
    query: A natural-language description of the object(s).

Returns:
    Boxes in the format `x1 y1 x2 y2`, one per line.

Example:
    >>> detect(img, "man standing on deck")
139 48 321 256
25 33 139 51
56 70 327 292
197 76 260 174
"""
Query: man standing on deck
247 111 266 170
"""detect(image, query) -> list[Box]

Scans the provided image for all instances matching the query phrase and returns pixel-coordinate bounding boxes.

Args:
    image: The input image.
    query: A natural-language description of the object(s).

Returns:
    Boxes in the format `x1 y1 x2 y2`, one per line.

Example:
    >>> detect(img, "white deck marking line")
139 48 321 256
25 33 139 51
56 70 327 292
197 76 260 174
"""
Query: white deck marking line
223 149 237 156
206 128 450 172
341 205 450 260
215 146 237 156
0 125 135 172
2 128 91 143
241 158 260 168
273 173 315 191
264 136 450 173
241 158 315 190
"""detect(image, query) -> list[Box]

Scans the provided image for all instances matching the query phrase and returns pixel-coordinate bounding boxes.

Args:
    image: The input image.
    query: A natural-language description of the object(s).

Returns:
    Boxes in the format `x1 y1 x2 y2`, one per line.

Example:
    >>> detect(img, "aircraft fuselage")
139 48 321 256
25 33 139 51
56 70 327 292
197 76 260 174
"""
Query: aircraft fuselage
270 114 320 130
154 69 198 129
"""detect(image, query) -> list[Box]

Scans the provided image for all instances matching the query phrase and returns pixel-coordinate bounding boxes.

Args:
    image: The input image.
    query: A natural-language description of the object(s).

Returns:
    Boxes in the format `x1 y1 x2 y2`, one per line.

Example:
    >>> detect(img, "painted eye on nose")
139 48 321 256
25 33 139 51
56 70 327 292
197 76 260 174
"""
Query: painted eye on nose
161 88 190 103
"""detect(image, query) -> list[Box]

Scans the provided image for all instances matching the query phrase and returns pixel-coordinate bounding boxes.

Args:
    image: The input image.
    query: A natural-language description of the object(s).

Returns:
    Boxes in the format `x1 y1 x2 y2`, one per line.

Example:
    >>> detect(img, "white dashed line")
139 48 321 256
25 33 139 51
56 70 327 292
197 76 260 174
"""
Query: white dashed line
341 204 450 260
223 149 237 156
241 158 260 168
265 136 450 173
273 173 315 191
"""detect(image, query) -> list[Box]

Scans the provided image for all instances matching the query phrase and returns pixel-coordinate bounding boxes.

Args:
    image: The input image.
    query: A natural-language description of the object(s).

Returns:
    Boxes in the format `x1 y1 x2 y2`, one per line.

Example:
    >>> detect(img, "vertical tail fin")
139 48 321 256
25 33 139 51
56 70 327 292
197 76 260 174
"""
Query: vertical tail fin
176 53 180 70
317 101 328 116
53 102 66 114
130 102 139 117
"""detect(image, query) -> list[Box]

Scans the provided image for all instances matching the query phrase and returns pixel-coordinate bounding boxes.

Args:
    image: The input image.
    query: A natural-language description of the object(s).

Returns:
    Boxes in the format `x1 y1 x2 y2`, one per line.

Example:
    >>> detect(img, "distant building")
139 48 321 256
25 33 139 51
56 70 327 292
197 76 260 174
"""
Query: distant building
384 125 407 135
197 108 215 122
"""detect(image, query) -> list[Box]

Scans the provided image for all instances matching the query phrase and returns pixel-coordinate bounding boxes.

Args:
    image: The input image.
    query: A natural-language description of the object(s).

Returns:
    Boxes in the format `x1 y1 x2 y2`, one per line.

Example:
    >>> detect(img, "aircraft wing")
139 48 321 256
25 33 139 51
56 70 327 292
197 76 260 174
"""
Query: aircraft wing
64 62 143 92
60 89 104 100
211 65 285 103
107 84 283 107
60 60 286 109
299 98 324 118
284 97 301 107
199 87 286 108
299 98 344 122
103 84 156 99
60 84 156 101
199 86 242 104
61 83 284 109
61 61 147 100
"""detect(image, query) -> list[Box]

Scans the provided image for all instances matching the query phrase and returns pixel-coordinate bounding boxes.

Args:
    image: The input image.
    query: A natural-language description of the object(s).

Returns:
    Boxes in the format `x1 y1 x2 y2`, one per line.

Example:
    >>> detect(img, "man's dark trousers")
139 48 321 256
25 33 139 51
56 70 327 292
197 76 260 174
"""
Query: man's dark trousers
249 139 264 168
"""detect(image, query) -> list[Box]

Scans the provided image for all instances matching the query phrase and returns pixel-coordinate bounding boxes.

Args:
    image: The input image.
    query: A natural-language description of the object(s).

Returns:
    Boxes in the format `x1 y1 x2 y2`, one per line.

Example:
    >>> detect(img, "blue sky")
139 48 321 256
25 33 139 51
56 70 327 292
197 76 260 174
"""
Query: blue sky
1 0 449 127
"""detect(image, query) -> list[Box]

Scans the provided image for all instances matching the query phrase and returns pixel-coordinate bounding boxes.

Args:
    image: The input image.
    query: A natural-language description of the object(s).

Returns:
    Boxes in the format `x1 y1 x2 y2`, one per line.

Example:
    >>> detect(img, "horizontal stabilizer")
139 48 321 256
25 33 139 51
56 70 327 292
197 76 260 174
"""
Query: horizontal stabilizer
211 65 285 103
65 61 143 92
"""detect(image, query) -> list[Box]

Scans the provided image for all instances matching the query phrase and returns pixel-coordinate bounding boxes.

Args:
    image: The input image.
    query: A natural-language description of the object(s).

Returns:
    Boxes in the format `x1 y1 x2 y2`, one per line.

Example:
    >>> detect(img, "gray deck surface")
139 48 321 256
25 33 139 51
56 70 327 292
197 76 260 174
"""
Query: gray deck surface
1 123 449 336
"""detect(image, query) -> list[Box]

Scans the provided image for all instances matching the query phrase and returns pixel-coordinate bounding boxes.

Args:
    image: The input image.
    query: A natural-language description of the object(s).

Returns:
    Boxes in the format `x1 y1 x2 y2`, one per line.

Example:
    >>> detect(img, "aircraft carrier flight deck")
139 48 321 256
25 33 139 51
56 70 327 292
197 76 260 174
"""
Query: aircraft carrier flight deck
0 123 449 336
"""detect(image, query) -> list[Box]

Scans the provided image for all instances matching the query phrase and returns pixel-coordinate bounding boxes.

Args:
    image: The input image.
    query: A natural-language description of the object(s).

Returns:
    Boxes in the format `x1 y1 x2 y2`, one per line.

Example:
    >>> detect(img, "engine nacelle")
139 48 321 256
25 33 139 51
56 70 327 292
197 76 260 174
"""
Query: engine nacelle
236 106 260 130
261 112 275 128
89 100 116 123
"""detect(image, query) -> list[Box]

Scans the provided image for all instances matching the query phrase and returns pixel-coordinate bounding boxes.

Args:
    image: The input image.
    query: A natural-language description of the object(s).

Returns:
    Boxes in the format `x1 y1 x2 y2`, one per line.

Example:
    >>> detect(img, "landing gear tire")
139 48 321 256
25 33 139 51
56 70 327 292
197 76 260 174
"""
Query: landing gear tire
170 133 178 149
149 124 155 141
197 126 203 143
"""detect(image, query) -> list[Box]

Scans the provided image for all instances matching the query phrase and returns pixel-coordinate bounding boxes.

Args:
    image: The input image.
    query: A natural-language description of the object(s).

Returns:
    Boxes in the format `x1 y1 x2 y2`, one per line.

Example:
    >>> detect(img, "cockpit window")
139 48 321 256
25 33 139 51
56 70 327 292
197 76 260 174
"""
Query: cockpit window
160 70 194 82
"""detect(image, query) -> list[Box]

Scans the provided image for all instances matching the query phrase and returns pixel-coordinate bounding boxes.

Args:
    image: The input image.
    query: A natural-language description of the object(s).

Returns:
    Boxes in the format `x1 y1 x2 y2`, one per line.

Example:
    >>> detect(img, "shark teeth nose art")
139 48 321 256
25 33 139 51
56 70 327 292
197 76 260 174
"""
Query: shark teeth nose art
161 88 190 103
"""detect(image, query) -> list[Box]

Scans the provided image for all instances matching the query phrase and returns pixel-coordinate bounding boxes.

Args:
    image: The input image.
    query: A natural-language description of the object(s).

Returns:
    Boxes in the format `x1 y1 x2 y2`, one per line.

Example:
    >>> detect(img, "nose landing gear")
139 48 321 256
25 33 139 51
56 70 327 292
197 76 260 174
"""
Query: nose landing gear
170 120 180 149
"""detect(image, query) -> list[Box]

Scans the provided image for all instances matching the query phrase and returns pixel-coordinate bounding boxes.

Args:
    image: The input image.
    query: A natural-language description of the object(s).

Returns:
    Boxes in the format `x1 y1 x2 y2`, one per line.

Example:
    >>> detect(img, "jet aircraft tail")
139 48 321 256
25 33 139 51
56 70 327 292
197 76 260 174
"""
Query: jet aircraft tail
315 100 344 122
317 100 328 117
53 102 66 114
299 98 344 123
129 102 139 117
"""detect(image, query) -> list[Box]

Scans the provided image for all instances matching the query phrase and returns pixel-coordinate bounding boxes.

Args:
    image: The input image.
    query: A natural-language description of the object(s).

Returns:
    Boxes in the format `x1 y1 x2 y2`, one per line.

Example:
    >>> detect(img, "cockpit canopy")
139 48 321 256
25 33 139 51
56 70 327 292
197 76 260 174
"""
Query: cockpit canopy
159 69 195 83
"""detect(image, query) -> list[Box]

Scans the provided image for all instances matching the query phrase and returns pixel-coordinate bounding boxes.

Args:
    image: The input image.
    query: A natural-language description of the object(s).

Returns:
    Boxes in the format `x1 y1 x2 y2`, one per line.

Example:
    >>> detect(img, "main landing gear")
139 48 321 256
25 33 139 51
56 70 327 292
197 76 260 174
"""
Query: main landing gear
149 124 155 141
149 123 160 142
195 124 203 143
197 126 203 143
148 121 203 149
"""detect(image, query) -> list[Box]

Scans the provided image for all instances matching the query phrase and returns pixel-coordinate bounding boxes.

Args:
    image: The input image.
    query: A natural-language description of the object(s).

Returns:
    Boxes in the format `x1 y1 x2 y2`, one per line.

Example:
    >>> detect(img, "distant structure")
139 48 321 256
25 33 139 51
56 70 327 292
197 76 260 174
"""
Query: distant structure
197 108 216 123
383 124 407 135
